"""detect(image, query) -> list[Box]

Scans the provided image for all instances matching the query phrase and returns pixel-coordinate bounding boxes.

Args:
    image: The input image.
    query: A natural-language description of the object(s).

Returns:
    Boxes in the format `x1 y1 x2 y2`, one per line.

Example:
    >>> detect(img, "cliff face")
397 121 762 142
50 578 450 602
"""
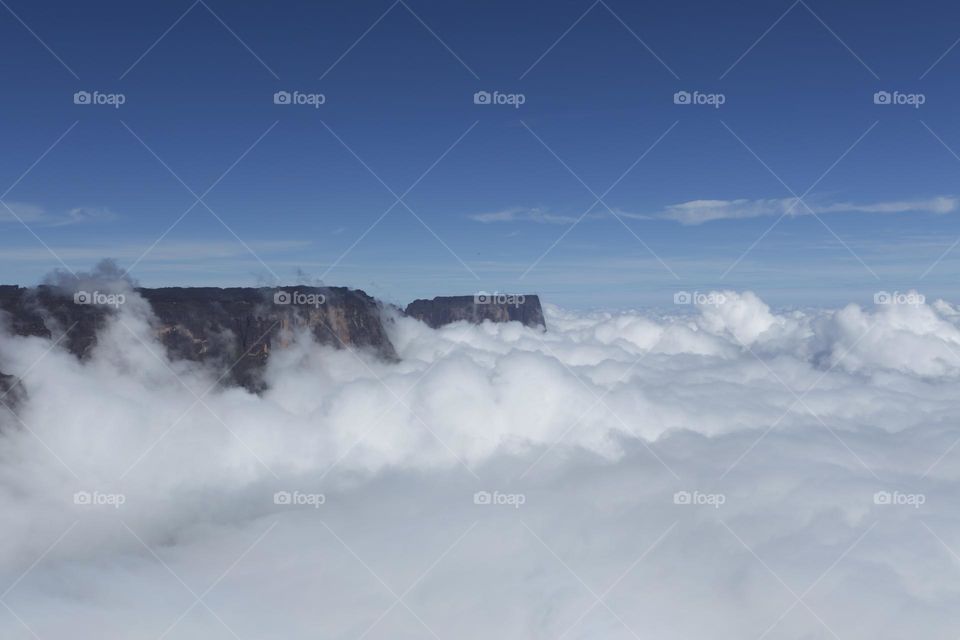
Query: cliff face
0 373 19 406
0 286 547 395
0 285 396 392
404 295 546 330
0 285 109 359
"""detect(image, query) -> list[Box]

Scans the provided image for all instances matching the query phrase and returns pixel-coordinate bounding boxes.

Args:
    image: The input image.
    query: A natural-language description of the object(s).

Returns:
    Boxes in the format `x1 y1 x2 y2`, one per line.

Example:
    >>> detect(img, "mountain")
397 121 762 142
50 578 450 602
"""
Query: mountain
0 286 545 397
405 294 545 329
0 372 19 407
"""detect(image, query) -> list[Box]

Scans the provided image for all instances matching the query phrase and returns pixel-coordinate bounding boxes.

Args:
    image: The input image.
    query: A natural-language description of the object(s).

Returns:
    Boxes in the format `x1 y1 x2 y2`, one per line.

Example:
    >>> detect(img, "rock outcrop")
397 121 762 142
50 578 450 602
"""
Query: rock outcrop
0 285 395 392
0 285 111 358
0 285 546 394
0 372 25 414
404 294 545 329
0 373 19 403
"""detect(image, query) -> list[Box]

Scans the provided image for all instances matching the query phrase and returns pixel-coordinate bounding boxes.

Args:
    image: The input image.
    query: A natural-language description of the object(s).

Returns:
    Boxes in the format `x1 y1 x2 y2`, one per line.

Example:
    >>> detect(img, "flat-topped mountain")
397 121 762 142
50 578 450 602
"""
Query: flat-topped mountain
405 294 545 329
0 285 395 392
0 286 546 396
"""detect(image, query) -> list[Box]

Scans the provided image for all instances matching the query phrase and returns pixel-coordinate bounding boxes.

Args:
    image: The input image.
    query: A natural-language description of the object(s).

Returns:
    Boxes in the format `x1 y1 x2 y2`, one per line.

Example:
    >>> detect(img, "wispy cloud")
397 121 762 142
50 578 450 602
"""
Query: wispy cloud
468 207 581 225
470 197 958 227
0 202 118 227
630 196 959 226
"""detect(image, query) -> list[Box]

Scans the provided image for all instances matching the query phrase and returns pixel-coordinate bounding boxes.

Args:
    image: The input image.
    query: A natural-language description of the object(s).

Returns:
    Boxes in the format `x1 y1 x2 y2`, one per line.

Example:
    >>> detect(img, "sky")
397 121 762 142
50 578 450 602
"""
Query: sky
2 0 960 308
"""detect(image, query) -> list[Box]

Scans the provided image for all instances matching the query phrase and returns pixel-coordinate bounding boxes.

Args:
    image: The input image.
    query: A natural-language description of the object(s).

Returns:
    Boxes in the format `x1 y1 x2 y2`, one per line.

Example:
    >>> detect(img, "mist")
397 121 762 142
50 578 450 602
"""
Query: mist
1 288 958 638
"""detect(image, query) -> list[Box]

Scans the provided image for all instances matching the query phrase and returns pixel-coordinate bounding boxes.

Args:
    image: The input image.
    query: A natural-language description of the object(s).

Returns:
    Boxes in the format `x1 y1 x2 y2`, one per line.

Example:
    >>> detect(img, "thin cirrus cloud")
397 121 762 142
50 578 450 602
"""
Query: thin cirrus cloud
0 202 117 227
472 197 959 227
632 195 960 226
468 206 583 225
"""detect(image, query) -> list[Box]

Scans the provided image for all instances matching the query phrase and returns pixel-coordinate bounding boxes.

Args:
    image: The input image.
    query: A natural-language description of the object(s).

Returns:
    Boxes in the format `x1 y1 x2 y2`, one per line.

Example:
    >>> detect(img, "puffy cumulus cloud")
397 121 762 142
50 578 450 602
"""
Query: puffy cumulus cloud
820 300 960 377
2 289 960 637
696 290 783 346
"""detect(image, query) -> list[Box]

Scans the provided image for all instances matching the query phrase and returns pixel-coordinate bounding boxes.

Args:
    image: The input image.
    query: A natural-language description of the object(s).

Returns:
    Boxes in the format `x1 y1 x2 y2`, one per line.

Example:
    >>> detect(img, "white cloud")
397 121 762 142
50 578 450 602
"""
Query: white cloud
469 207 581 225
469 197 958 227
1 288 960 636
630 196 959 225
0 202 118 226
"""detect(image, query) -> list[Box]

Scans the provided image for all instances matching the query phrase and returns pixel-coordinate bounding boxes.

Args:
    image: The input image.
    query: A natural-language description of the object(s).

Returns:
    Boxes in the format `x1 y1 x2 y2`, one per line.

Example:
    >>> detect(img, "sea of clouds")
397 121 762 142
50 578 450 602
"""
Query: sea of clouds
1 285 959 639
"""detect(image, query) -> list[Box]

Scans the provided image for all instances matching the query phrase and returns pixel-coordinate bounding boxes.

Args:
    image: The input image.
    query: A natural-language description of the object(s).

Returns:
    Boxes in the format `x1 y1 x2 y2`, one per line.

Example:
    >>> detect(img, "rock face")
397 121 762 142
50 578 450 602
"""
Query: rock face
0 285 396 392
404 295 546 329
0 285 111 359
0 285 546 394
0 373 20 406
142 286 398 390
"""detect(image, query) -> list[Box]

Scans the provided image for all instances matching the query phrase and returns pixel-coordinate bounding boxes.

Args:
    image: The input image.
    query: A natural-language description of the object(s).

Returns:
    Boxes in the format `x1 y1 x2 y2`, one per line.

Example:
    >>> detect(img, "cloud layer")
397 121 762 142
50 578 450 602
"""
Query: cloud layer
471 197 959 227
641 195 959 225
1 288 959 638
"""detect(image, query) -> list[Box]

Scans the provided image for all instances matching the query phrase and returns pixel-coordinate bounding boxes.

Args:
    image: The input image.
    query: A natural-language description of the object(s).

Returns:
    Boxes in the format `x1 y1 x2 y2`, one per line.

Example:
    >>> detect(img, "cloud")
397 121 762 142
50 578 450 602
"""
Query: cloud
468 207 581 225
470 197 958 227
1 287 960 636
0 202 118 227
626 196 959 225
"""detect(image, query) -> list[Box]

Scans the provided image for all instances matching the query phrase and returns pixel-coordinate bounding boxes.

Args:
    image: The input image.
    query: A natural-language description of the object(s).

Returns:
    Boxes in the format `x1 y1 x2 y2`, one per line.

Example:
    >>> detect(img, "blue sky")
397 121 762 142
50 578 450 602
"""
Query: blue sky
2 0 960 308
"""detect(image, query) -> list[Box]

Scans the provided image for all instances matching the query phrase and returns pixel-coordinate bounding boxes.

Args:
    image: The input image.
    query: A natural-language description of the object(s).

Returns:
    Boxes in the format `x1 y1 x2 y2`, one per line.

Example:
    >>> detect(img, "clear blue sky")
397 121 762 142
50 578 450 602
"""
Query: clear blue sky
1 0 959 308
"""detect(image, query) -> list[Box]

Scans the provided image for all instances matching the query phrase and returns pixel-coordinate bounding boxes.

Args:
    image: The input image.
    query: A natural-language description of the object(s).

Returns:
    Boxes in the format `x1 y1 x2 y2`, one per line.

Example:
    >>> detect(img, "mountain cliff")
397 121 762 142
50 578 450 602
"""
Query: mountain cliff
405 294 545 329
0 372 19 405
0 286 546 396
0 285 395 392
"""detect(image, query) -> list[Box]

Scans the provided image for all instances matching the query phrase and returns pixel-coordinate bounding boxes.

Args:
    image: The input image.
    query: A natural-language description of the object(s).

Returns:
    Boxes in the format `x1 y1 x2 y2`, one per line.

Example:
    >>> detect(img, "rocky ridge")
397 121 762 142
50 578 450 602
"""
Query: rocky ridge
0 285 545 396
405 294 545 329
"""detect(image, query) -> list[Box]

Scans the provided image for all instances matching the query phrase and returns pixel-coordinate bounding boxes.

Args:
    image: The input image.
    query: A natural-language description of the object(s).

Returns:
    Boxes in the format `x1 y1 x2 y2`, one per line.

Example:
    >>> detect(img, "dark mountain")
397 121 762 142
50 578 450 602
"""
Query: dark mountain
0 372 20 408
0 286 546 396
405 294 545 329
0 285 395 392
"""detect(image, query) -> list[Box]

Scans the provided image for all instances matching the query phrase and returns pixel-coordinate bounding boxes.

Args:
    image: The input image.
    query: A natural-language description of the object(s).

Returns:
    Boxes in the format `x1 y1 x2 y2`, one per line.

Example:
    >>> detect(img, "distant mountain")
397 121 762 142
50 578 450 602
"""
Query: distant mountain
0 285 545 399
405 294 545 329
